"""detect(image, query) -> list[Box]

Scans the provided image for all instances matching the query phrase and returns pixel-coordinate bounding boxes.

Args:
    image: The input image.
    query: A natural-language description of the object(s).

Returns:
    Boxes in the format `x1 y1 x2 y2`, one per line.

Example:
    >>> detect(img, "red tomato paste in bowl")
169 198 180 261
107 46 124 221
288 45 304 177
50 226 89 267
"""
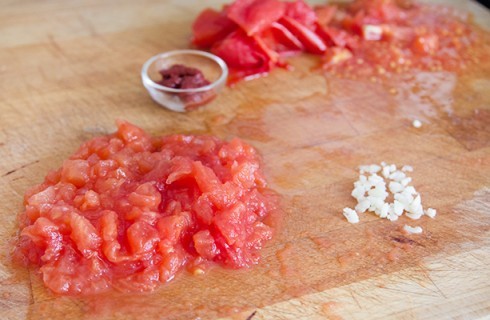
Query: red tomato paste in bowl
157 64 215 109
14 121 277 295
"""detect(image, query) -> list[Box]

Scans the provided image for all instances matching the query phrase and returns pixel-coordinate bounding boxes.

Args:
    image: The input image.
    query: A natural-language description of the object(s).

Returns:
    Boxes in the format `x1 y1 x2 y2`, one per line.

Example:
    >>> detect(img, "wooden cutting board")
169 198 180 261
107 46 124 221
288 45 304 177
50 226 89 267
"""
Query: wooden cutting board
1 0 489 319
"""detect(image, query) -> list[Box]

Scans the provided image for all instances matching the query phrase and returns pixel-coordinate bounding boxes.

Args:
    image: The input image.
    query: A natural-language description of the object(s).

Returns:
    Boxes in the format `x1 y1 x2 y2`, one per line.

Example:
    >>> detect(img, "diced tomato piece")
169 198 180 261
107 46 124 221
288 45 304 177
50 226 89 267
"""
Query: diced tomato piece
61 160 90 187
241 189 270 219
226 0 286 36
127 182 161 210
191 9 237 48
100 210 124 263
192 161 221 193
248 222 273 249
78 190 100 211
27 186 56 207
116 120 153 152
193 230 219 260
157 215 188 244
69 213 101 258
280 16 326 54
193 196 215 225
41 249 110 295
116 120 148 144
158 248 186 282
284 0 317 29
214 202 247 247
231 161 259 189
92 159 118 178
21 217 63 262
214 234 258 268
126 221 159 255
206 181 240 210
55 183 77 204
166 157 193 184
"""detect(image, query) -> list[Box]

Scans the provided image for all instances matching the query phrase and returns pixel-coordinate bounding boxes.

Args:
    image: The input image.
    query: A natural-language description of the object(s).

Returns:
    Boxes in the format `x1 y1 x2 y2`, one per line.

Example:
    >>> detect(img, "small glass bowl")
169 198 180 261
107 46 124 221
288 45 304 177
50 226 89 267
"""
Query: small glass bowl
141 50 228 112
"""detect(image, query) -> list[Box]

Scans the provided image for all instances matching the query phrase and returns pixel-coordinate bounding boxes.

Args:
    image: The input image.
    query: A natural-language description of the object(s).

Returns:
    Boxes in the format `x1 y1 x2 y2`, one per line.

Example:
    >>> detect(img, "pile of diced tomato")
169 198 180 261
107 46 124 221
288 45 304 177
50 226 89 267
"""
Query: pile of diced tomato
15 121 277 294
192 0 483 82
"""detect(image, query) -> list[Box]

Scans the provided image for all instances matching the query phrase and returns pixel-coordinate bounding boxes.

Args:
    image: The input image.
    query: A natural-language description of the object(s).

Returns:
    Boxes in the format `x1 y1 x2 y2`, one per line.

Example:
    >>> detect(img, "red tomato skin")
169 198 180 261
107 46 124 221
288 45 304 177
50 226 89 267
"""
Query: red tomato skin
284 0 317 29
192 9 238 48
270 22 304 52
211 30 273 83
280 16 327 54
226 0 286 36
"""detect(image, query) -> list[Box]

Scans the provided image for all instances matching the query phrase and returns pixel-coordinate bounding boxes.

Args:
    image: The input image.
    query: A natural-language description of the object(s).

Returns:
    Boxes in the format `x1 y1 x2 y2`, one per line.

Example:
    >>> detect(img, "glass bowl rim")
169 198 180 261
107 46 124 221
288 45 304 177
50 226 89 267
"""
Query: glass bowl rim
141 49 228 93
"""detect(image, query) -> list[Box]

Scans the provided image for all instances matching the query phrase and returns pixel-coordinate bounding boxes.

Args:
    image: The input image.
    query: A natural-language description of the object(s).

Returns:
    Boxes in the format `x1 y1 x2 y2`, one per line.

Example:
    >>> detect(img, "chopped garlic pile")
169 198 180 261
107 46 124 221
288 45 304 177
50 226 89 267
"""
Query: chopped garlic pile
343 162 436 233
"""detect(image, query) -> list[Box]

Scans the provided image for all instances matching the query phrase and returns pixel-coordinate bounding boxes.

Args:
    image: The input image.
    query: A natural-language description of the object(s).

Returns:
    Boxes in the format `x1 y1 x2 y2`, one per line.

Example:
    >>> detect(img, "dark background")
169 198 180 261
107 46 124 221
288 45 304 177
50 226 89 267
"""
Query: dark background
476 0 489 8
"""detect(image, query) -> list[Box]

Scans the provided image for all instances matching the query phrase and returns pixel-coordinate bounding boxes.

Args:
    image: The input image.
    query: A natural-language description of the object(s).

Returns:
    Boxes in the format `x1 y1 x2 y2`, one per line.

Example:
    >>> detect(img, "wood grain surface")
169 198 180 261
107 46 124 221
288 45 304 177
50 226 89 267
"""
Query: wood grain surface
1 0 489 319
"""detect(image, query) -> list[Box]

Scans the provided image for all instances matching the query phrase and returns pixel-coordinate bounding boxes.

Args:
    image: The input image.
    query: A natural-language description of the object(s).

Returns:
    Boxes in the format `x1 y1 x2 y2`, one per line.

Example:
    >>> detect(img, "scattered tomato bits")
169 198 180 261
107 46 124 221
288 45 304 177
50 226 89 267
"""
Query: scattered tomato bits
14 121 278 295
318 0 489 80
192 0 489 83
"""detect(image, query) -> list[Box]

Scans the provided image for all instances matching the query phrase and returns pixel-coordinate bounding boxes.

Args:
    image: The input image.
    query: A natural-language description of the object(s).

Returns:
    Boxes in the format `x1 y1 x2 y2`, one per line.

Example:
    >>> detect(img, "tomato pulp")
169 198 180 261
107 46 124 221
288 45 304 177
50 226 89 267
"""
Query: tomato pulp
317 0 487 79
14 121 277 295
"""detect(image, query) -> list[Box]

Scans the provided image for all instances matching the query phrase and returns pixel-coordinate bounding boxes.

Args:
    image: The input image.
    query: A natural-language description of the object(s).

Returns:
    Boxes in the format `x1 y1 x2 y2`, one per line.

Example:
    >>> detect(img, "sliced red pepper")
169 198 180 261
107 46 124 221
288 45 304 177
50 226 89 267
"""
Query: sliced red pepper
280 16 326 54
226 0 286 36
192 9 238 48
